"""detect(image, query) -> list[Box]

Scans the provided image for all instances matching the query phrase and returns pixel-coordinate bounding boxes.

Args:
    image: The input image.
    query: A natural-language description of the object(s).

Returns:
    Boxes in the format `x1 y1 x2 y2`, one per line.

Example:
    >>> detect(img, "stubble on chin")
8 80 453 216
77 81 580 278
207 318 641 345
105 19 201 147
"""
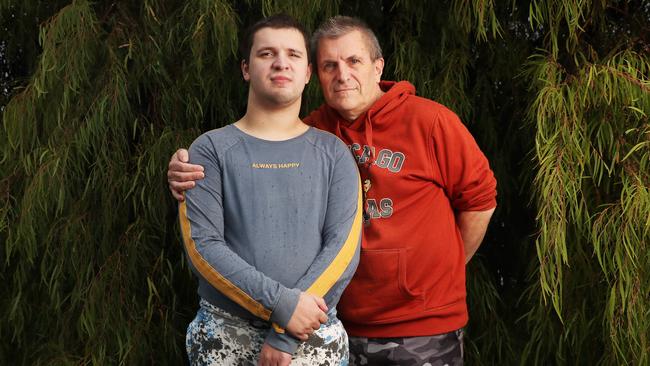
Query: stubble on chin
265 89 301 106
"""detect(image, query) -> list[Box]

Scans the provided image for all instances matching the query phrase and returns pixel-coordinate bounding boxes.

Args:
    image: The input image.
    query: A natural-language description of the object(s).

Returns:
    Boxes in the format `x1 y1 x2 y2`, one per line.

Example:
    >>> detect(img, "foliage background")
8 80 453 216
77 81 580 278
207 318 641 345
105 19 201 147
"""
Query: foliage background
1 0 648 364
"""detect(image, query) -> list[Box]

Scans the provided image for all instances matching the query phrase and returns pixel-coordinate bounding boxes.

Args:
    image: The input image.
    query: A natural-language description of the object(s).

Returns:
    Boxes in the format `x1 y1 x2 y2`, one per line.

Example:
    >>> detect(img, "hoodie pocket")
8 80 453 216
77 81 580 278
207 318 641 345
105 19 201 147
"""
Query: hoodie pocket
339 248 423 321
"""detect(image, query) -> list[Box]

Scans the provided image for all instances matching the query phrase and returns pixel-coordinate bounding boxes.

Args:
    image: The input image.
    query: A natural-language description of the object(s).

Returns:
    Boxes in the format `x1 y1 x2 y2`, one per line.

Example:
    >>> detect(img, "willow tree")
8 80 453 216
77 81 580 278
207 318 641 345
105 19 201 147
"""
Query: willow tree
521 1 649 364
1 0 648 365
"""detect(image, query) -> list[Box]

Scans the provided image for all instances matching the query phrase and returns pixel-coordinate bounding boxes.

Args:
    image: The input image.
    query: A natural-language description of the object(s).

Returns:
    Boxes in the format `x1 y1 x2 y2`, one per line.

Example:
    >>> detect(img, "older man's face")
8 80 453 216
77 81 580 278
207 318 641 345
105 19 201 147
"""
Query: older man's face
316 30 384 121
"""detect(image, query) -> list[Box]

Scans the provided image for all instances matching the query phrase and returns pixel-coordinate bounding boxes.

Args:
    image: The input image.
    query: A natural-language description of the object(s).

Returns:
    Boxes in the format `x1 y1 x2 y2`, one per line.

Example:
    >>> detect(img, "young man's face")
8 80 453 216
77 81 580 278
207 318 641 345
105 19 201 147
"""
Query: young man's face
316 30 384 121
242 27 311 107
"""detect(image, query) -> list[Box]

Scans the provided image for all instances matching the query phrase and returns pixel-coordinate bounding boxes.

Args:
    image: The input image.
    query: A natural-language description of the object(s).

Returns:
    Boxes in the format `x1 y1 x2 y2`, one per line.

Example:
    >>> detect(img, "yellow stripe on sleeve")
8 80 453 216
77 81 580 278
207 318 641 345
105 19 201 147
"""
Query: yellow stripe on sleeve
179 199 272 321
306 176 363 297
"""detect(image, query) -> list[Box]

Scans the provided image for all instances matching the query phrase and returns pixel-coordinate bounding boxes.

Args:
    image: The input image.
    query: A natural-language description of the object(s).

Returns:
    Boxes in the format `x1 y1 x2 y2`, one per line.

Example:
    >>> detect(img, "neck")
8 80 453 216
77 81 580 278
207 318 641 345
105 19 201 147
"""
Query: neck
235 93 307 141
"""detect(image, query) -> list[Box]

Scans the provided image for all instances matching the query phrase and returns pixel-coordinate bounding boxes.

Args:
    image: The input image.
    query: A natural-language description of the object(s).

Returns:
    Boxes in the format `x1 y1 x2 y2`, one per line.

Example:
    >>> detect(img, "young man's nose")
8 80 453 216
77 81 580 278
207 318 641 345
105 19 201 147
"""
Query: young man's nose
272 54 290 69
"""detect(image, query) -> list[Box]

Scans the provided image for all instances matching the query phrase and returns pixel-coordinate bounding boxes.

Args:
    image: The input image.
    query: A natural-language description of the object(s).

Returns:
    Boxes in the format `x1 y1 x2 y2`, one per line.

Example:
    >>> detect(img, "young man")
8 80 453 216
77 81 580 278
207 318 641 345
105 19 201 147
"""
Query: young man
179 15 361 366
172 16 496 366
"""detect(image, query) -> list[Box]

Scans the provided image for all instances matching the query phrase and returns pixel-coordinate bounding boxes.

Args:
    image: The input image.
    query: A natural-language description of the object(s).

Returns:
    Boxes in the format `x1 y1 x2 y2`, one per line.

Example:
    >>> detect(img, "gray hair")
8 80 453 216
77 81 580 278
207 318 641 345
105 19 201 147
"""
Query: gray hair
311 16 383 62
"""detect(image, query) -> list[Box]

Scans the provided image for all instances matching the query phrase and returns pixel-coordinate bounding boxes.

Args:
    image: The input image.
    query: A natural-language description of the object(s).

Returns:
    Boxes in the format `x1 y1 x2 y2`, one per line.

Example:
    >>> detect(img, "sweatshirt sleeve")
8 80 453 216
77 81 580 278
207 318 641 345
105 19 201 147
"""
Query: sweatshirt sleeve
264 138 363 354
428 108 497 212
179 135 300 331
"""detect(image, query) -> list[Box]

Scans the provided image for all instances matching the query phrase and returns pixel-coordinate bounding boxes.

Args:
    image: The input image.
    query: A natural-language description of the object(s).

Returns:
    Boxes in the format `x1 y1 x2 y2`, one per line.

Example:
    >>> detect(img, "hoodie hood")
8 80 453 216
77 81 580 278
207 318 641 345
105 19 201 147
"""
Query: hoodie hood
363 80 416 126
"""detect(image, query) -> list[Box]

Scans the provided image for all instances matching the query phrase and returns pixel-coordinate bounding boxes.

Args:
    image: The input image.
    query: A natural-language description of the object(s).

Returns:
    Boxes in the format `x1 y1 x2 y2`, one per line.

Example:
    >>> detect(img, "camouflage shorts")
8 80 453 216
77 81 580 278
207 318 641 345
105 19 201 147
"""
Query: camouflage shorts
348 329 464 366
186 299 349 365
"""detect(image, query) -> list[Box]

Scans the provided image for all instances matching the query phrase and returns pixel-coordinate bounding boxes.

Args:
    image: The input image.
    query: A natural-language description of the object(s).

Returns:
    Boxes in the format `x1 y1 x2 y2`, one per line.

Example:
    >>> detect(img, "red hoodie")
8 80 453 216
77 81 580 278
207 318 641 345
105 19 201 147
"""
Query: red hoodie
304 81 497 337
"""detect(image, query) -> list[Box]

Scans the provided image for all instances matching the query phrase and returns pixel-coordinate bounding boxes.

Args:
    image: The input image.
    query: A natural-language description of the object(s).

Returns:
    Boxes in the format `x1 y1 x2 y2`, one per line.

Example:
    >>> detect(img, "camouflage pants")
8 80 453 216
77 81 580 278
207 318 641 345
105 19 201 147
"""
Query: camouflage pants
186 299 349 366
348 329 464 366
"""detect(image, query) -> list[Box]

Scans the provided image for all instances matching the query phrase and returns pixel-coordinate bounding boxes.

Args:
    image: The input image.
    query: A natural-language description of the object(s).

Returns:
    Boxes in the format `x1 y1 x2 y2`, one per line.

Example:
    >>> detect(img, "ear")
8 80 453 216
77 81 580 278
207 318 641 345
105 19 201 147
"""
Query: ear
241 60 250 81
373 57 384 83
305 62 312 84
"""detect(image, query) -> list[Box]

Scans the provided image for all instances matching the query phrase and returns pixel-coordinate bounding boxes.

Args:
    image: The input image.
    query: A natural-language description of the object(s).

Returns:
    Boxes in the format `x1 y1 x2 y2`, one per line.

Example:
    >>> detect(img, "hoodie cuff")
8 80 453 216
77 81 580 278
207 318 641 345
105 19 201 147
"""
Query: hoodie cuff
270 287 300 329
264 329 300 355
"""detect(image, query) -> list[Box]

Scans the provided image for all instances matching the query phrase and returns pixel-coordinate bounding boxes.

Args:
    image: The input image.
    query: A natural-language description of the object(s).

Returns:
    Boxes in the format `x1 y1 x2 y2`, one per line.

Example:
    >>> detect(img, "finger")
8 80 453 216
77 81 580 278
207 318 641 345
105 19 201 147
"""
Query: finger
176 148 190 163
169 181 196 191
314 297 328 312
312 321 321 330
297 333 308 341
257 354 269 366
318 312 328 324
170 186 185 201
168 182 193 200
168 170 205 182
168 161 205 174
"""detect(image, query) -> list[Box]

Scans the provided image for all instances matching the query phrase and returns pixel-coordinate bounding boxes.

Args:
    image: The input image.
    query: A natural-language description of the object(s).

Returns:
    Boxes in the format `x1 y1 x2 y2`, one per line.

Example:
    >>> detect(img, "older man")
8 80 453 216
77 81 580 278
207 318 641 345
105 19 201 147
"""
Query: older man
170 16 496 366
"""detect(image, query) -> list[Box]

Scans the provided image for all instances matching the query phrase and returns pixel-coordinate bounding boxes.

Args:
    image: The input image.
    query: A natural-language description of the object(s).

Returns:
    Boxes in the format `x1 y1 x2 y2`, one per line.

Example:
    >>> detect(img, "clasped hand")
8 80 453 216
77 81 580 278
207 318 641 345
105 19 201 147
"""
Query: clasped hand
286 292 328 341
258 293 328 366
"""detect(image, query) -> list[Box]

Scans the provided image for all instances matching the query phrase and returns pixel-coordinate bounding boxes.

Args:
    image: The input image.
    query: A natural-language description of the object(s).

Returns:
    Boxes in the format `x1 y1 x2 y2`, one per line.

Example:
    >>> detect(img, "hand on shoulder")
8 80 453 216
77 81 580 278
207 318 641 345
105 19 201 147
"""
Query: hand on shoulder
167 148 204 201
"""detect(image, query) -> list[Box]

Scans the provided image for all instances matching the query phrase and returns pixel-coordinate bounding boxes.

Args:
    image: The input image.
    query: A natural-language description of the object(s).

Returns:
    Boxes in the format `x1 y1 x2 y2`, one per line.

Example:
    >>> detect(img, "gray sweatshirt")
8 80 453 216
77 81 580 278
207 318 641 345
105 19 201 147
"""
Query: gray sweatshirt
179 124 362 354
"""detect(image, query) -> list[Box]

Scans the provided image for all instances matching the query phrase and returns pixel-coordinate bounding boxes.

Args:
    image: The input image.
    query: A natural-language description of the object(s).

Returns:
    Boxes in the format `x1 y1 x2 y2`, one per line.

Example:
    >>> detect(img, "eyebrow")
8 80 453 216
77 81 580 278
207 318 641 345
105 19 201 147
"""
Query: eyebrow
256 47 304 55
320 54 363 63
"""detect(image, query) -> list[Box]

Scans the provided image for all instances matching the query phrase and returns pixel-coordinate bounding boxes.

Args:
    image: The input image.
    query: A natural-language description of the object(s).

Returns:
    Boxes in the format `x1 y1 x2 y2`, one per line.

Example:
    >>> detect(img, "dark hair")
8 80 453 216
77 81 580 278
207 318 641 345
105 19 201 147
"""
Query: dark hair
311 16 383 63
240 14 310 64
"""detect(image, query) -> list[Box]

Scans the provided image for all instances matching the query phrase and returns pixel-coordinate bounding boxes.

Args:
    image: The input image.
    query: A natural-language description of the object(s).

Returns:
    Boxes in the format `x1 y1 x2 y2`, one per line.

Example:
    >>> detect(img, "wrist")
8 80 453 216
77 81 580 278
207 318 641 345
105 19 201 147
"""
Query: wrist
270 287 300 328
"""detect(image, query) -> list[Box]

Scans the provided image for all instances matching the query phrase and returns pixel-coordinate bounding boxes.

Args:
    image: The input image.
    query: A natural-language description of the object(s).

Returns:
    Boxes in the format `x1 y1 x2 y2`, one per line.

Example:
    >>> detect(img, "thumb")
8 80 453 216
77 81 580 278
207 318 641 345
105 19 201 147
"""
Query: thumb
177 148 190 163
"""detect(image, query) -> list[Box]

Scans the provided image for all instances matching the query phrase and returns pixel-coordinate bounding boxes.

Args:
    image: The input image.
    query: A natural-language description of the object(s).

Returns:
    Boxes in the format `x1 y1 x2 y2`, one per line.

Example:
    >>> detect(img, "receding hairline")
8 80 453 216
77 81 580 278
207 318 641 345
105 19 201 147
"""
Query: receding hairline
311 16 383 62
315 29 376 56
